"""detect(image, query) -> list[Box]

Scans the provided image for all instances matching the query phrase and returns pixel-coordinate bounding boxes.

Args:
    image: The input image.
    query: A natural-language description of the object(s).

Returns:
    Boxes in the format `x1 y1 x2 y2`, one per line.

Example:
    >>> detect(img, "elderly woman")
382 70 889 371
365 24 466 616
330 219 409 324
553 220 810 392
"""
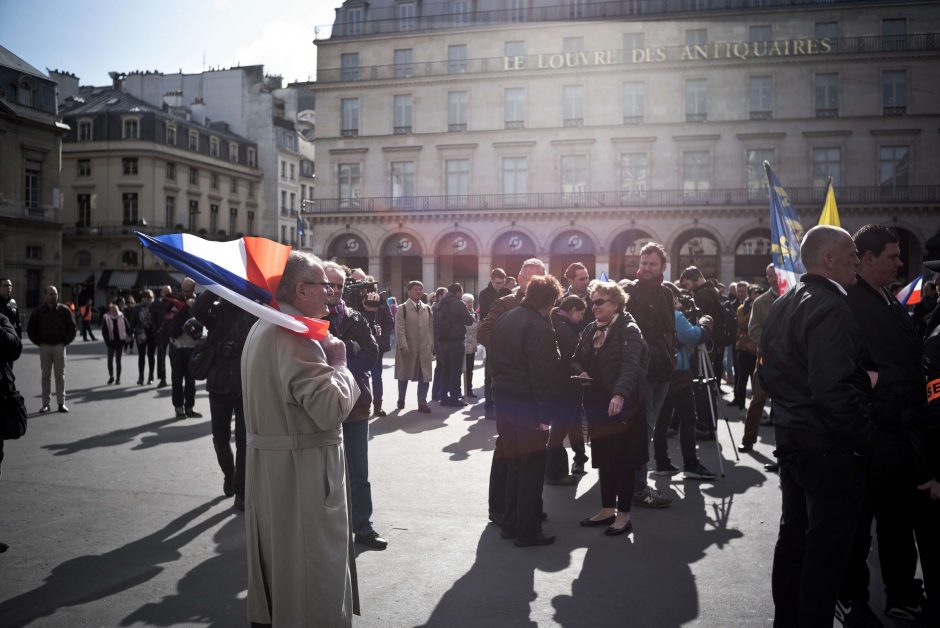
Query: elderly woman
571 281 649 536
461 293 479 400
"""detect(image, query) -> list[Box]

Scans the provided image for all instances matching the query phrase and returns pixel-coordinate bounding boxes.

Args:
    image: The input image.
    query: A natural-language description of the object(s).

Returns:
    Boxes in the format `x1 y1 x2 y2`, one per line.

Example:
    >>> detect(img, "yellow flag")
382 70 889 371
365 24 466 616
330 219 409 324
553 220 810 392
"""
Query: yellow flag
818 179 840 227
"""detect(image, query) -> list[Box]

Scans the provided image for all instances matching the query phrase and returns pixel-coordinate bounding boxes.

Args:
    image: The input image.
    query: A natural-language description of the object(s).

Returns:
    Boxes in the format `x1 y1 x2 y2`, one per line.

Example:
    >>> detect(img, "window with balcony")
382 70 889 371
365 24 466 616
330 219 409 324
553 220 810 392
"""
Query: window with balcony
77 194 92 227
394 94 413 134
623 32 644 51
883 70 907 115
815 73 839 117
445 159 470 200
229 142 239 163
122 118 139 140
398 2 416 31
247 147 256 168
447 91 468 132
508 0 527 22
210 136 220 157
211 172 219 189
248 182 255 197
394 48 414 78
746 149 775 200
290 192 296 210
122 192 139 225
339 163 362 207
24 159 41 209
502 157 527 201
563 85 584 127
685 79 707 122
504 88 525 129
247 211 255 234
682 151 711 195
749 76 773 119
231 177 238 193
560 155 587 194
505 40 526 68
166 161 176 180
453 0 472 25
347 7 364 35
165 123 177 145
620 153 648 200
686 29 707 46
229 207 238 235
188 200 199 232
815 21 839 46
165 196 176 228
210 204 219 233
448 44 468 74
78 159 91 177
281 160 286 179
882 18 906 51
341 53 360 81
567 0 585 19
812 147 841 188
623 82 645 124
879 145 909 192
122 157 139 175
341 98 360 136
280 190 288 212
391 161 415 206
189 130 199 151
290 163 295 181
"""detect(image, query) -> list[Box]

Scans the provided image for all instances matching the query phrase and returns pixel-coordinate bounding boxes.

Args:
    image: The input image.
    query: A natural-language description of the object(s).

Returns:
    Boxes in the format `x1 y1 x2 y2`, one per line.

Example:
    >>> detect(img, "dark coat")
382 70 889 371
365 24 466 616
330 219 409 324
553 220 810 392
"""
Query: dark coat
478 283 511 321
477 290 521 349
434 293 474 342
489 303 562 425
761 274 875 453
26 302 77 346
362 304 394 354
328 304 378 422
921 323 940 482
560 288 593 328
0 312 23 391
846 276 928 484
624 281 676 383
191 292 258 396
0 296 22 338
551 309 584 401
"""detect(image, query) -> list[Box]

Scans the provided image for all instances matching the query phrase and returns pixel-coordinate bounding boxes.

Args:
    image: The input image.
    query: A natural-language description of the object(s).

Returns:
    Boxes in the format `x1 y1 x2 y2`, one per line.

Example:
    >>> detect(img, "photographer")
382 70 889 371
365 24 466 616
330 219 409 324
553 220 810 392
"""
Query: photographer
356 278 394 417
164 278 202 419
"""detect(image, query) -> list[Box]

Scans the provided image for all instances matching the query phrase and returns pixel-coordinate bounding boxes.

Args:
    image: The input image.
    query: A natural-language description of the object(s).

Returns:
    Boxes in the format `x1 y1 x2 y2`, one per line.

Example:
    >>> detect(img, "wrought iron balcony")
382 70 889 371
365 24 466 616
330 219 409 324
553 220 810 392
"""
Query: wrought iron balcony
305 186 940 214
505 120 525 130
815 108 839 118
883 106 907 116
622 115 644 125
0 203 60 223
749 110 773 120
686 113 708 122
64 222 239 239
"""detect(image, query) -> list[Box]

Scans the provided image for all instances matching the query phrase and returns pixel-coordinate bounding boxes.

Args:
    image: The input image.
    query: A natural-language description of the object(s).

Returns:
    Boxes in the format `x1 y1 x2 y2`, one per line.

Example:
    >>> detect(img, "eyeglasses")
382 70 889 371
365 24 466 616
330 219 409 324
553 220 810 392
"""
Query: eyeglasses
591 299 611 307
303 281 335 291
327 282 344 291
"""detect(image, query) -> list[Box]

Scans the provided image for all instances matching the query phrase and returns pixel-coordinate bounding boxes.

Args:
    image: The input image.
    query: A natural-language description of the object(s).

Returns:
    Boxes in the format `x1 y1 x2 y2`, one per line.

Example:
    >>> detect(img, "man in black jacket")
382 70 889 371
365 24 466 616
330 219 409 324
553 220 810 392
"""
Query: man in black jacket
323 263 385 550
478 268 511 419
360 287 394 417
679 266 726 385
838 224 933 624
0 278 21 338
26 286 77 413
434 283 474 407
762 225 876 628
0 311 23 553
919 254 940 625
490 274 563 547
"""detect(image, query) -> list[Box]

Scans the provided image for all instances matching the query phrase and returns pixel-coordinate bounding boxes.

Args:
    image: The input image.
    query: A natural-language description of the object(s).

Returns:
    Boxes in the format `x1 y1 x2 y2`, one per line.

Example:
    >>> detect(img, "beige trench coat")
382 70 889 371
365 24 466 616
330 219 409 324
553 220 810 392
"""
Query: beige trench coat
241 310 361 627
394 298 434 381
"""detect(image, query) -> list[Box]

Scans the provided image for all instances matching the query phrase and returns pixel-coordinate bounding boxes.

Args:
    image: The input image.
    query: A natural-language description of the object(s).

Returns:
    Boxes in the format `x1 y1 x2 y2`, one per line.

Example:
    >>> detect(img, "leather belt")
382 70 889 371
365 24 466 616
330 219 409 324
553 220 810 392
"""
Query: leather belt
246 429 342 450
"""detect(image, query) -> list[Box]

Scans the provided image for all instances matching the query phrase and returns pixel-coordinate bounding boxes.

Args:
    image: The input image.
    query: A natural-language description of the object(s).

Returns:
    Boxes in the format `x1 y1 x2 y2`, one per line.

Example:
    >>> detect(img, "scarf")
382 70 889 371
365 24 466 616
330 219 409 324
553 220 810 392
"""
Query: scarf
592 314 619 349
105 313 127 341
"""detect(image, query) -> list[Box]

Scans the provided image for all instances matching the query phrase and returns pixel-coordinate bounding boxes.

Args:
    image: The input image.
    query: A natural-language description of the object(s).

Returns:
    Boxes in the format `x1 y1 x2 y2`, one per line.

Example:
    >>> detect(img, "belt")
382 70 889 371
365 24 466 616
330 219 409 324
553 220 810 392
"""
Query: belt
246 429 342 450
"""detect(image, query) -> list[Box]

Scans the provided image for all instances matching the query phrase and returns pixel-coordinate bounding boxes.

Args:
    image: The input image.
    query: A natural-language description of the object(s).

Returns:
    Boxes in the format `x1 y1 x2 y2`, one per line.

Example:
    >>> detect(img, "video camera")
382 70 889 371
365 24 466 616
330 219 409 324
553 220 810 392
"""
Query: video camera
677 291 703 323
343 279 389 314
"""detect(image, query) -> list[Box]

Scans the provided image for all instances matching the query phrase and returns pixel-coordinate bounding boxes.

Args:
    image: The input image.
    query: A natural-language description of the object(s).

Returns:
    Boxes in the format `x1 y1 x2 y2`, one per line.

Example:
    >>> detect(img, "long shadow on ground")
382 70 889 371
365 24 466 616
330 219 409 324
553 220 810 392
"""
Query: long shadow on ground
43 417 210 456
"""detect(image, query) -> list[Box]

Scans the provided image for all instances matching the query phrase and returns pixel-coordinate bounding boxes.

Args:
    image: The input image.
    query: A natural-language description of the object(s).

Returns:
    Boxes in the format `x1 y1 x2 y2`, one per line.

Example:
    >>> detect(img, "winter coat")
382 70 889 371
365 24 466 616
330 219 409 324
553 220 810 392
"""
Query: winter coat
191 291 258 396
361 304 394 354
26 302 77 346
328 304 378 422
240 306 360 627
434 293 474 342
478 283 511 321
550 308 584 401
464 310 479 355
101 312 128 347
477 290 522 349
624 281 676 383
394 298 434 382
0 312 22 394
735 300 758 354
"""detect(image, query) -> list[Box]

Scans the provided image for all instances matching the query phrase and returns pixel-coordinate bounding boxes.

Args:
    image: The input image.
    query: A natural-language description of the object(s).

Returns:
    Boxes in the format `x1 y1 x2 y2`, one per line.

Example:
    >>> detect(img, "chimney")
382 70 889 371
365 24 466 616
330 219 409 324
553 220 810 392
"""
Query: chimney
191 97 206 124
48 70 80 107
108 71 126 90
162 90 183 108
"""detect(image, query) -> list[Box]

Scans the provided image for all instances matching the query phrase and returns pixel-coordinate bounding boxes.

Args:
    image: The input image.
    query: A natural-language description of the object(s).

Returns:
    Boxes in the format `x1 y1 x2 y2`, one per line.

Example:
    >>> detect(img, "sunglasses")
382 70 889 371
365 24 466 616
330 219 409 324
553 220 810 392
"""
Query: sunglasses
591 299 611 307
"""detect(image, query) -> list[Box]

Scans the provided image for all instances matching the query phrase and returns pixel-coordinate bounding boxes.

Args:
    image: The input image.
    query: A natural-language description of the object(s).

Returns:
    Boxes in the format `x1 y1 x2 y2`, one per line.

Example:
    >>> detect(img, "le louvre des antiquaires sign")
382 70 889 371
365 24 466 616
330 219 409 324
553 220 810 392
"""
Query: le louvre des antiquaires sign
503 38 834 70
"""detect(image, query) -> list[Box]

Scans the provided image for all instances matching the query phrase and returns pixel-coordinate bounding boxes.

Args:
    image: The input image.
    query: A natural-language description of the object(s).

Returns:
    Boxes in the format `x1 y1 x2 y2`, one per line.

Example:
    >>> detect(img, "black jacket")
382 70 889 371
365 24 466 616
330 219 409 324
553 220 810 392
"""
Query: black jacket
328 303 378 422
560 288 593 328
571 312 649 421
551 309 583 402
762 274 875 453
921 324 940 482
478 283 511 321
0 296 21 338
361 305 394 354
490 303 563 423
191 292 258 396
624 281 676 383
434 293 474 341
0 312 23 393
27 303 77 346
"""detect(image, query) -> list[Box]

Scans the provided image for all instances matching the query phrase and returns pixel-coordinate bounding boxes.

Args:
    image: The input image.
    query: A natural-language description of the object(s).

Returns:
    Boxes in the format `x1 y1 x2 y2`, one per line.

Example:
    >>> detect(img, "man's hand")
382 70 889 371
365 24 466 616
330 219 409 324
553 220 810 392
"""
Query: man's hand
917 478 940 500
319 333 347 367
608 394 624 417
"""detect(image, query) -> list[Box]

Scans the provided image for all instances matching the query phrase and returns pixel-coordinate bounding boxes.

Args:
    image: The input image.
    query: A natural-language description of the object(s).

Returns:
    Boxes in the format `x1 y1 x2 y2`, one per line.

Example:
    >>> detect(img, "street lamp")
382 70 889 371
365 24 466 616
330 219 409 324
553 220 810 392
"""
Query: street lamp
138 218 148 274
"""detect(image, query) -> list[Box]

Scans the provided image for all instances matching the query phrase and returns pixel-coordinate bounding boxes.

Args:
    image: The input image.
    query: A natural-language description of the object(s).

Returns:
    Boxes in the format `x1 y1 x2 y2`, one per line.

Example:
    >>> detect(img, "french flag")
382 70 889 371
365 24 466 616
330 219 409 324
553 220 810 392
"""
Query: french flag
136 232 329 340
896 274 923 306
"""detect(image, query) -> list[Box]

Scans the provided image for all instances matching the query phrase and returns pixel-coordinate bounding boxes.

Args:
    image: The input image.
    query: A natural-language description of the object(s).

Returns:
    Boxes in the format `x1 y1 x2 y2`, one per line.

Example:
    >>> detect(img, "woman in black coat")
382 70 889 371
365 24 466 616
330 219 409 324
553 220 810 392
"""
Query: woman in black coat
571 281 649 536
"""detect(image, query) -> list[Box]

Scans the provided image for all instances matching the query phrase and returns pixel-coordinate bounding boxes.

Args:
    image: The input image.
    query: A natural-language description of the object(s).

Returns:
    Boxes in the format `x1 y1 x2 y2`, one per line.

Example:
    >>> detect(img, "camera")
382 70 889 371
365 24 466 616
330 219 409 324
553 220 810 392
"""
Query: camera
677 292 702 323
343 279 389 314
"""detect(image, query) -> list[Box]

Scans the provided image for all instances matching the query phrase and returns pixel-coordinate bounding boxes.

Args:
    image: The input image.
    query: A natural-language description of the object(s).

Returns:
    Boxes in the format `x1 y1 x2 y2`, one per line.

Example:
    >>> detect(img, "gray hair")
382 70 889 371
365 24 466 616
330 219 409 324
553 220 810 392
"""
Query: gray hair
276 251 324 305
520 258 546 276
800 225 851 270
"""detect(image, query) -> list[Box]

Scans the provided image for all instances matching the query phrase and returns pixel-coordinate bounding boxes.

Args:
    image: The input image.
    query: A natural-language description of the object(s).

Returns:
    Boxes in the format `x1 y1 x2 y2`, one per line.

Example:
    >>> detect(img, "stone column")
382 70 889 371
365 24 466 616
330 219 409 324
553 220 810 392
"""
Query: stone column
422 258 436 291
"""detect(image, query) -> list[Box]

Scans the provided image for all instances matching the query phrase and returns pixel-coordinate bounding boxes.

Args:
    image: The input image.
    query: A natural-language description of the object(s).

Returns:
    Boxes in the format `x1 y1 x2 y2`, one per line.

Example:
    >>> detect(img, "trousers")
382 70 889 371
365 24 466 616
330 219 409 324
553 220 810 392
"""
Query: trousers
39 343 66 406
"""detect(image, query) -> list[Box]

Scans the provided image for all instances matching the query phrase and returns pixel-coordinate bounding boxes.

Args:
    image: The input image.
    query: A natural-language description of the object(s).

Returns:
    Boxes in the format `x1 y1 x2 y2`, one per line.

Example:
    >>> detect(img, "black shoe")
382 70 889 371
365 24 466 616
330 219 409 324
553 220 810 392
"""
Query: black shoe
684 464 717 481
115 378 120 385
175 406 186 419
417 404 431 414
108 377 114 384
605 521 633 536
738 442 754 453
137 378 144 386
355 531 388 550
373 407 387 417
223 475 235 497
885 580 928 623
580 515 615 527
157 379 168 388
185 409 203 418
571 461 586 475
764 462 779 473
653 463 680 477
39 404 51 414
396 400 404 410
233 494 245 512
545 475 578 486
57 404 69 413
147 378 153 385
514 533 555 547
835 599 883 627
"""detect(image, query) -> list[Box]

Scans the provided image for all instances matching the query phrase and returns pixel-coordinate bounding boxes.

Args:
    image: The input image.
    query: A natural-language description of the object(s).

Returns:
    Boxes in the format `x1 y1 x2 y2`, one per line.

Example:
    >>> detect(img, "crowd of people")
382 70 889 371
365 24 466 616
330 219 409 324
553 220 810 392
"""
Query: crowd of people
1 219 938 626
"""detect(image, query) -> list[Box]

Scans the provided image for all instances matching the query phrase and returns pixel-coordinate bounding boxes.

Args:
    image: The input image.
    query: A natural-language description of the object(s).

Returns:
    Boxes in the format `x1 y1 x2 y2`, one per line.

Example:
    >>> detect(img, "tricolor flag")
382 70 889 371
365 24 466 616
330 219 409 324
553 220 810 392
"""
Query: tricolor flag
896 274 923 306
136 232 329 340
598 271 609 282
818 176 841 227
764 161 806 293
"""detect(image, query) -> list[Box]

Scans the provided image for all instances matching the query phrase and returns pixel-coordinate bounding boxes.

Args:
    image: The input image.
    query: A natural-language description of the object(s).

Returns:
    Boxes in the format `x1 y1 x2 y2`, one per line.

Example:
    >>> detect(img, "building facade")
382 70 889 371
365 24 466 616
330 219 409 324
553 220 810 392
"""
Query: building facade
57 81 261 300
0 46 68 315
311 0 939 298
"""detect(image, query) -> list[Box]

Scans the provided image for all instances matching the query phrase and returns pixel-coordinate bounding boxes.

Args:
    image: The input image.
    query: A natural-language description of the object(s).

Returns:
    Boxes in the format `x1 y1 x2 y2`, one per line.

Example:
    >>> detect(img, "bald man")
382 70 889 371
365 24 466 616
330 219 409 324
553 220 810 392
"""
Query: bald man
761 225 876 627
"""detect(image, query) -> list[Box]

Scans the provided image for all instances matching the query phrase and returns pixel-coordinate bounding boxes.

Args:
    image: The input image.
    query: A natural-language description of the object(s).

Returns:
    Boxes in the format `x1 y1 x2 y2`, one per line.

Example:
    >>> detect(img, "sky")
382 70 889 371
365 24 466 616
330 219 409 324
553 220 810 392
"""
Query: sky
0 0 345 86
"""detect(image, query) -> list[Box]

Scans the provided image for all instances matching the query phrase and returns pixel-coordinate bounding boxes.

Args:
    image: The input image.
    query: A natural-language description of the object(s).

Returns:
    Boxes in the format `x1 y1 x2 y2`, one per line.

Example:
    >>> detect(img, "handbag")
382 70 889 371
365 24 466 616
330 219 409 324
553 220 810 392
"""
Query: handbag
0 378 28 440
189 339 217 381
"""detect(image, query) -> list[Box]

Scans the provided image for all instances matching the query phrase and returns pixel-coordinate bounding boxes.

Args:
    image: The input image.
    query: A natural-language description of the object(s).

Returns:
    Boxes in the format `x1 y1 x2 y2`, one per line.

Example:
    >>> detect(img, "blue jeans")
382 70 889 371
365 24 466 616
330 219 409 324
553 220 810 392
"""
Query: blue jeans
437 339 465 402
342 419 374 535
634 380 671 492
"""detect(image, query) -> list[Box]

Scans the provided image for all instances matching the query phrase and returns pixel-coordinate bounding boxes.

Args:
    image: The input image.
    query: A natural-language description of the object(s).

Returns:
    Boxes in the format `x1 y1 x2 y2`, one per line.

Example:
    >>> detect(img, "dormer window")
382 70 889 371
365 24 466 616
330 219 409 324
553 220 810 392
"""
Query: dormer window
17 78 34 107
122 117 140 139
188 130 199 151
210 136 220 157
229 142 239 163
166 123 177 145
247 147 257 168
77 119 93 141
347 7 364 35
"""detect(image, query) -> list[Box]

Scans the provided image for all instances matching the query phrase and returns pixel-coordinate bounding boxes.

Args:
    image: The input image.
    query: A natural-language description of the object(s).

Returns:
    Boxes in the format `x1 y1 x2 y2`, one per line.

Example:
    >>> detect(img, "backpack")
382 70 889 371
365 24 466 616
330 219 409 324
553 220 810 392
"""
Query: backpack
712 299 739 347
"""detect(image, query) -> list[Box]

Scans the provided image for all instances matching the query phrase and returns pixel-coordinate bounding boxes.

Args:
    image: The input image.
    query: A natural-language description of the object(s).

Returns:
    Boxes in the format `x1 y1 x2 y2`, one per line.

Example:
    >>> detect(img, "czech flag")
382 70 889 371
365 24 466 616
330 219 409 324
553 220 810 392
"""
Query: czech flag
136 232 329 340
896 274 923 306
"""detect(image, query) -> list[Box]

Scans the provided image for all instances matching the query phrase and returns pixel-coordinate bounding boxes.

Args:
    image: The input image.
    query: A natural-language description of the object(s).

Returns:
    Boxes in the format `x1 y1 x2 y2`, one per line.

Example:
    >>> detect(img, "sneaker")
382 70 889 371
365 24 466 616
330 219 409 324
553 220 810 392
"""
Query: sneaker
147 378 153 385
57 404 69 413
653 463 681 477
632 486 673 508
39 404 51 414
175 406 186 419
835 599 883 627
684 463 717 480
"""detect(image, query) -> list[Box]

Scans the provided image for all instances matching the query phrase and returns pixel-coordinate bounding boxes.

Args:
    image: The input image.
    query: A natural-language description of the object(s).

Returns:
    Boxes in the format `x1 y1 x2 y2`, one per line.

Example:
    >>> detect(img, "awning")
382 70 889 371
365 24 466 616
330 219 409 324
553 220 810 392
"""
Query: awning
62 271 93 285
97 270 139 290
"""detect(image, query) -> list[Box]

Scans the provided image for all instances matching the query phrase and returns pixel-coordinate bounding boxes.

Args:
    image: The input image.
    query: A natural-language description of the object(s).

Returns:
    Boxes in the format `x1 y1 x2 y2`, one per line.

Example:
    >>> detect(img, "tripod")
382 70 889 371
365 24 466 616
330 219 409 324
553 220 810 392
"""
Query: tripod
693 343 740 477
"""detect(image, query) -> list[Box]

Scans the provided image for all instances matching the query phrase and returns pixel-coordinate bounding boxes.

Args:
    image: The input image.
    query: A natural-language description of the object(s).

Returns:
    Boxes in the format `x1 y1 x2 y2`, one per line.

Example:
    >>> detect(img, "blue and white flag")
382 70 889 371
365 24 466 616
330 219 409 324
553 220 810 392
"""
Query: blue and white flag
598 271 609 282
764 161 806 293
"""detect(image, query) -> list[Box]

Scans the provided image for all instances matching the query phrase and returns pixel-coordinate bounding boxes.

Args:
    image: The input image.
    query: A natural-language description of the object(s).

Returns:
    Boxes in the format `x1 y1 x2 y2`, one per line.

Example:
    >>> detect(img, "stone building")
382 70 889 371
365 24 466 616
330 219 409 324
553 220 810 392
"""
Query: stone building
310 0 939 298
0 46 68 315
57 78 261 301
